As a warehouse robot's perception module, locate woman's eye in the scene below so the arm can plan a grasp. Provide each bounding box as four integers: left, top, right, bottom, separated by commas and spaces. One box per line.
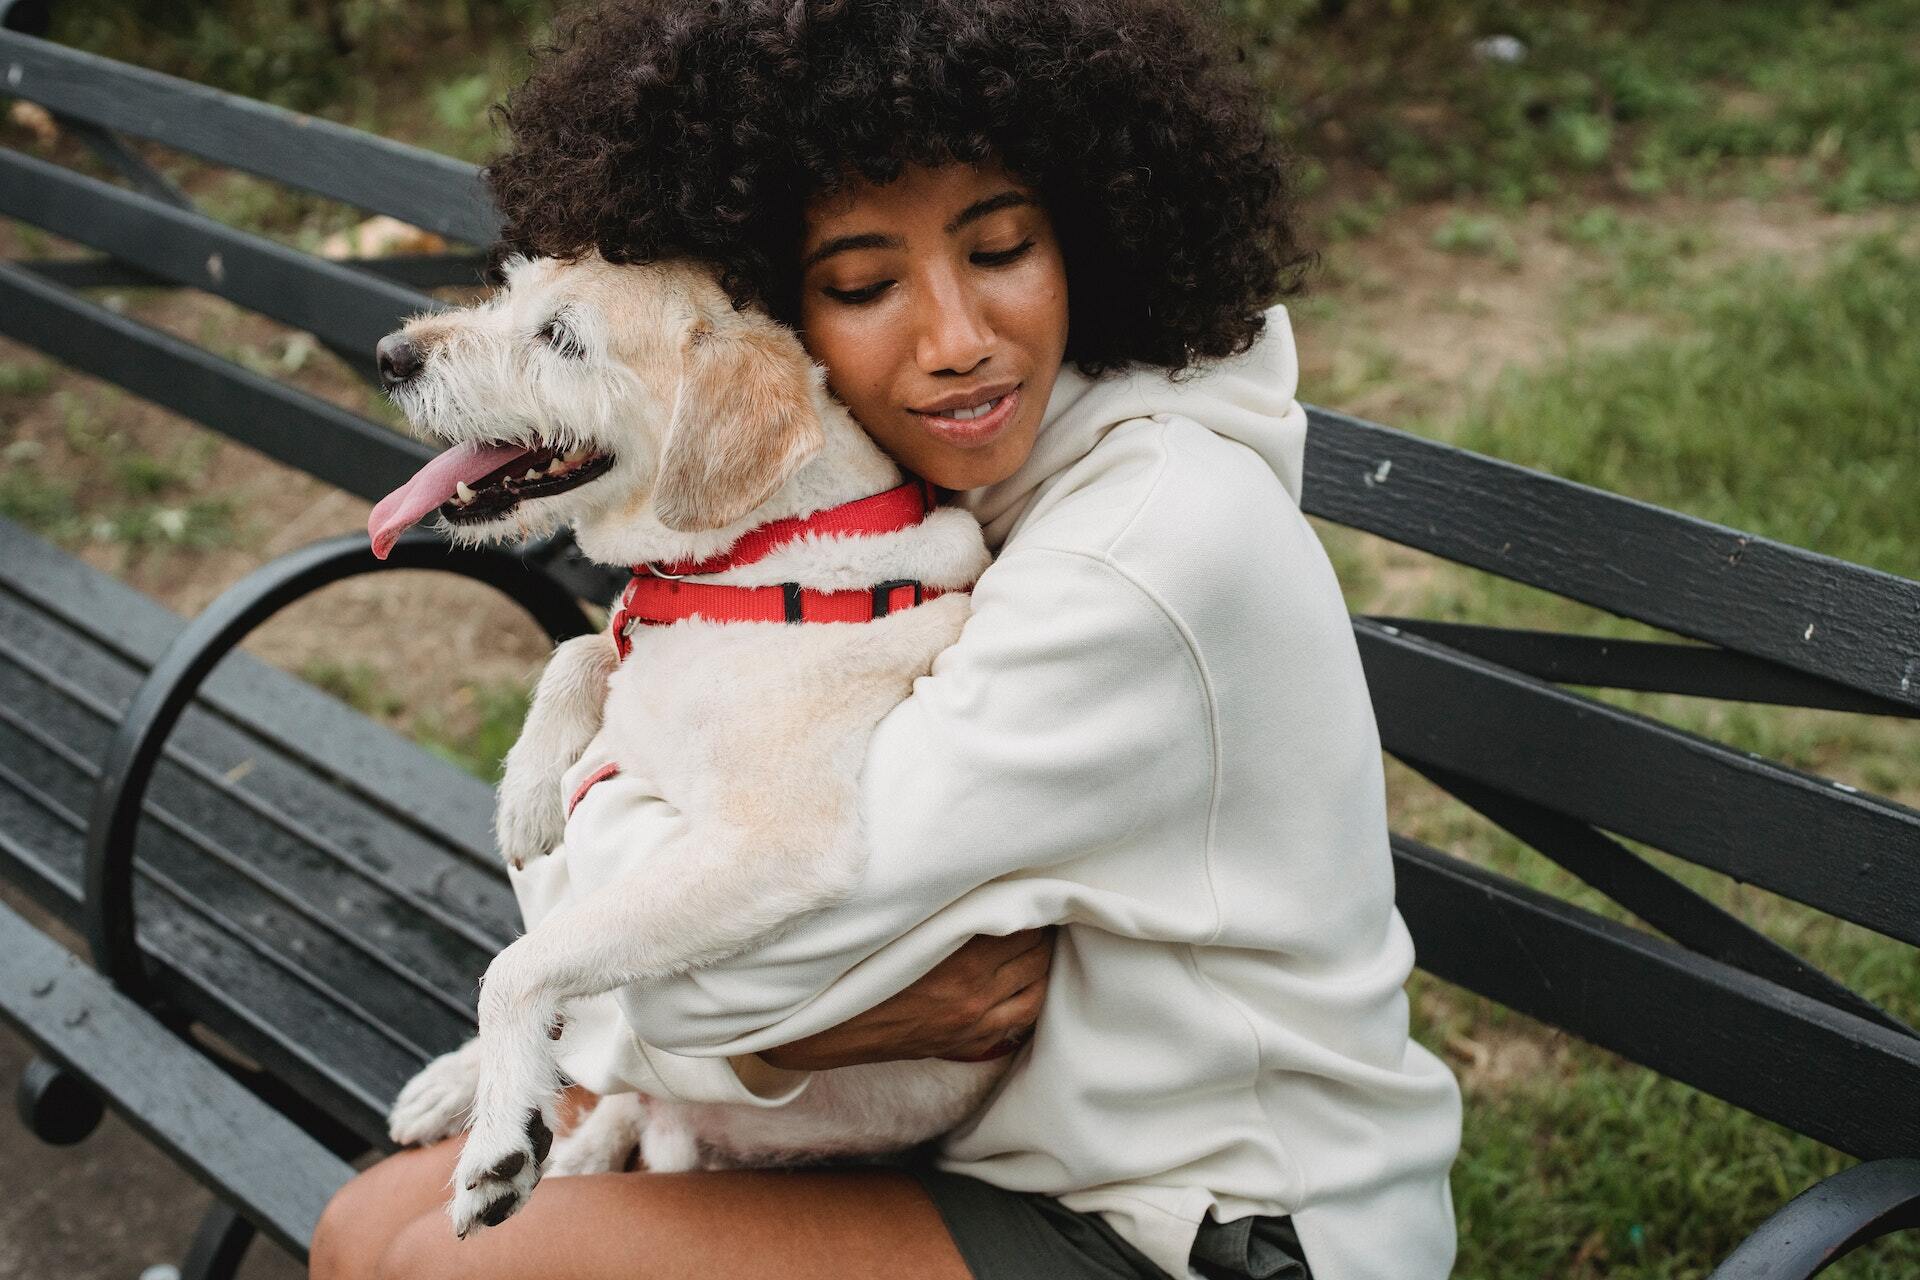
822, 281, 892, 305
972, 239, 1036, 266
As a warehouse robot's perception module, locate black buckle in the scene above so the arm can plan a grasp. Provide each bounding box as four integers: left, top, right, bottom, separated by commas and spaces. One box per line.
782, 582, 804, 623
870, 579, 923, 618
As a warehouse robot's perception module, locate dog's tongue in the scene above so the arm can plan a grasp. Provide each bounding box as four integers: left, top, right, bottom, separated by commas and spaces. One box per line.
368, 440, 532, 559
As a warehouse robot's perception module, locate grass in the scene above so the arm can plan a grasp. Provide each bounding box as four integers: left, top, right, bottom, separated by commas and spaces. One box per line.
1364, 230, 1920, 1277
301, 657, 531, 783
0, 389, 246, 554
1456, 233, 1920, 575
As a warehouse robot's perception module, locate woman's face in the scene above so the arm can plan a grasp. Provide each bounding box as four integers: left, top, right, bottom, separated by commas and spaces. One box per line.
796, 160, 1070, 491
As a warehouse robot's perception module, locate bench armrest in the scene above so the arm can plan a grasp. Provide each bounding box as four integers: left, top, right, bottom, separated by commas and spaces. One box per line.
0, 897, 353, 1258
1708, 1158, 1920, 1279
84, 529, 597, 1003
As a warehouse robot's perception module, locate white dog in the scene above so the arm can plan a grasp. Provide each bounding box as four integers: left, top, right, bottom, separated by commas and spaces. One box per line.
365, 253, 1003, 1237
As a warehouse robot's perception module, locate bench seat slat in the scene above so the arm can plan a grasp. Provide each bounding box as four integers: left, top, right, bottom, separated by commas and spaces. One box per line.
0, 28, 496, 244
0, 523, 512, 872
0, 526, 557, 1140
0, 595, 518, 951
0, 707, 474, 1070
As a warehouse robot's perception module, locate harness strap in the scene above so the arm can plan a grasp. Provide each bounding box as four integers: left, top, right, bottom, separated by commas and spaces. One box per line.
609, 578, 958, 658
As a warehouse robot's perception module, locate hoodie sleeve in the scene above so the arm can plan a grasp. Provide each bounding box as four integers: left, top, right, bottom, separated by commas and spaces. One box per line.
608, 537, 1218, 1057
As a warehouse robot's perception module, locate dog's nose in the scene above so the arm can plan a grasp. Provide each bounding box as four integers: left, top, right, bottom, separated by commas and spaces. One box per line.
376, 333, 424, 389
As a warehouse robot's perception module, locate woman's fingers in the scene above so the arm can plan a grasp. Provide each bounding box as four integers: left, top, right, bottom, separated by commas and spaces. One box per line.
989, 928, 1054, 992
951, 976, 1047, 1059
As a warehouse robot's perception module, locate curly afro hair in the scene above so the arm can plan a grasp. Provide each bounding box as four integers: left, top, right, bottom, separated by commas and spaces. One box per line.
486, 0, 1312, 378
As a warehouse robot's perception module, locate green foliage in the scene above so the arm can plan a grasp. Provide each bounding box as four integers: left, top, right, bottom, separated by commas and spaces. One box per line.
0, 361, 55, 397
416, 681, 532, 782
1430, 211, 1519, 265
49, 0, 555, 112
301, 658, 407, 719
1222, 0, 1920, 215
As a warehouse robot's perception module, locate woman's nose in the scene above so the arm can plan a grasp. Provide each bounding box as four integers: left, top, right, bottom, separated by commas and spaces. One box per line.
915, 273, 994, 374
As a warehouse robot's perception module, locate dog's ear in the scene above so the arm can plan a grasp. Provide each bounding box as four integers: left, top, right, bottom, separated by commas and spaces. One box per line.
653, 318, 826, 533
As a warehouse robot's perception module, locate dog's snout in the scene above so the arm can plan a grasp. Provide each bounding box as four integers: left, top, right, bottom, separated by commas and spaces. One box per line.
377, 332, 425, 389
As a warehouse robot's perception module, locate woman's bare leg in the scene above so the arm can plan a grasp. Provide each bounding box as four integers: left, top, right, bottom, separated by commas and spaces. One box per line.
309, 1086, 597, 1280
310, 1085, 972, 1280
371, 1165, 972, 1280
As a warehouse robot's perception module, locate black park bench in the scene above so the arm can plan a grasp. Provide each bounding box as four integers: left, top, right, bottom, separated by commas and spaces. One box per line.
1, 14, 1917, 1280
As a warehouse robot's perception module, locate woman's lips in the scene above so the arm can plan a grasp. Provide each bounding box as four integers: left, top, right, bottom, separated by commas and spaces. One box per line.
909, 384, 1021, 449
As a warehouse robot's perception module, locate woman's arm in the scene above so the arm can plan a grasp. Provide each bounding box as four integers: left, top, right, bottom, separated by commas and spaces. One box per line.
611, 541, 1215, 1058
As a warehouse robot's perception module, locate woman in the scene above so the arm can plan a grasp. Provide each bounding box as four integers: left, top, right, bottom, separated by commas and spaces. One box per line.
310, 2, 1462, 1278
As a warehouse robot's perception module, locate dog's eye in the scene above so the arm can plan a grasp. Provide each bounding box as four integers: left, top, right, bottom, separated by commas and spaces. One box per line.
538, 316, 584, 359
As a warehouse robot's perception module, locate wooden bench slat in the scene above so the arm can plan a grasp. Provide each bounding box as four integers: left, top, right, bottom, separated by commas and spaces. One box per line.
0, 703, 469, 1079
0, 146, 439, 360
1396, 837, 1920, 1160
0, 522, 506, 867
0, 583, 515, 949
0, 898, 353, 1258
0, 263, 431, 504
1306, 408, 1920, 710
0, 28, 496, 244
1361, 620, 1920, 947
1375, 618, 1917, 718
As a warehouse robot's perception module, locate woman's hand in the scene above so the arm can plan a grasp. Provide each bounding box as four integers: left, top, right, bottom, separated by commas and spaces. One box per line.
755, 927, 1056, 1072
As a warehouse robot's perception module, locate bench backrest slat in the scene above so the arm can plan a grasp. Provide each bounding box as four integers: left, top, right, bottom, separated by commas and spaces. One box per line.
1413, 760, 1912, 1034
0, 148, 437, 359
0, 28, 496, 244
1396, 837, 1920, 1160
1376, 620, 1917, 718
1361, 620, 1920, 947
1305, 408, 1920, 711
0, 262, 430, 500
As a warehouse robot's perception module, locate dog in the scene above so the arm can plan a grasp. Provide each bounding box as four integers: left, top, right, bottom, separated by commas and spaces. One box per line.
365, 252, 1002, 1237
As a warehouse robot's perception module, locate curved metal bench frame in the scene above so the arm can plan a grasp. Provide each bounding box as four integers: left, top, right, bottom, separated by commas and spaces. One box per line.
82, 530, 596, 1005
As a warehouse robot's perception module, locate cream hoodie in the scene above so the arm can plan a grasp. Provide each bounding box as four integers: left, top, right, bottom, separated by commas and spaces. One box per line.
513, 303, 1464, 1280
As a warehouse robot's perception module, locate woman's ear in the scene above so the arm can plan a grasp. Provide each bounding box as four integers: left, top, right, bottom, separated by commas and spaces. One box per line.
653, 318, 827, 533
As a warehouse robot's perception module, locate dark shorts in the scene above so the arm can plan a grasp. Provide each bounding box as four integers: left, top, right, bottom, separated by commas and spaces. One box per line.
887, 1149, 1314, 1280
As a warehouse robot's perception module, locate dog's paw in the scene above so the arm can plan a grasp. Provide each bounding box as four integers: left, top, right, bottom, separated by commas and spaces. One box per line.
447, 1102, 556, 1238
387, 1038, 481, 1147
546, 1093, 645, 1177
494, 782, 564, 870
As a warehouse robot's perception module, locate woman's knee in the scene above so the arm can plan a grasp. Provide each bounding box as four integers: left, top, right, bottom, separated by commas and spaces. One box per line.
371, 1210, 458, 1280
311, 1170, 389, 1280
310, 1144, 459, 1280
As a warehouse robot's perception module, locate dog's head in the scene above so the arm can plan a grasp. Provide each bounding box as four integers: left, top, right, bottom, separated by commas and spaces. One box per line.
369, 252, 827, 563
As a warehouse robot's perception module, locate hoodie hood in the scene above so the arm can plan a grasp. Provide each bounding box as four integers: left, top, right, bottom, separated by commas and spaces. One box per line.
955, 302, 1307, 551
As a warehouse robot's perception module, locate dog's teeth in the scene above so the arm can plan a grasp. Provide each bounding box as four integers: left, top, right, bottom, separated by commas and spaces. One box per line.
546, 459, 567, 475
455, 481, 476, 503
522, 469, 542, 482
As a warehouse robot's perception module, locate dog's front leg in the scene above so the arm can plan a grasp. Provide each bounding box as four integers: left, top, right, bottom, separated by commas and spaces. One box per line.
448, 819, 860, 1235
495, 631, 618, 869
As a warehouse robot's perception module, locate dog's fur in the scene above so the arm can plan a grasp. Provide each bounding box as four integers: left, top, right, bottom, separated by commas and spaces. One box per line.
375, 254, 1001, 1236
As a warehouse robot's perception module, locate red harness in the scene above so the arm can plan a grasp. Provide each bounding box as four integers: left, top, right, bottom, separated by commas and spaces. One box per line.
607, 477, 966, 660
